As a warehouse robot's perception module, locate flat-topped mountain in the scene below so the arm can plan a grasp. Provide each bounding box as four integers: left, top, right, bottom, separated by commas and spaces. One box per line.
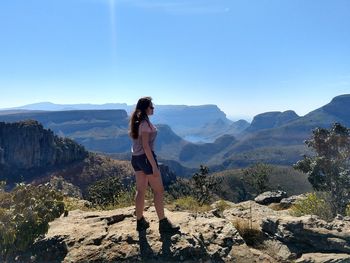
244, 110, 299, 133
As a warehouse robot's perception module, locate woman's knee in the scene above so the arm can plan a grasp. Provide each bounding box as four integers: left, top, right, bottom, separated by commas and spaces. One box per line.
153, 186, 164, 196
135, 189, 147, 197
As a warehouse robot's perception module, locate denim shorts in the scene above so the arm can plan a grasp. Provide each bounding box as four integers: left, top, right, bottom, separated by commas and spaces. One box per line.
131, 152, 159, 175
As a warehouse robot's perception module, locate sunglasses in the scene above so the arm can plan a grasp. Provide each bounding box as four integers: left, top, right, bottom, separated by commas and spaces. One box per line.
149, 106, 154, 109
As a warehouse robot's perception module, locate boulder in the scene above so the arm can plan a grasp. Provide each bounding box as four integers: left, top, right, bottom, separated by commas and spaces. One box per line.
261, 215, 350, 255
254, 191, 287, 205
279, 194, 307, 209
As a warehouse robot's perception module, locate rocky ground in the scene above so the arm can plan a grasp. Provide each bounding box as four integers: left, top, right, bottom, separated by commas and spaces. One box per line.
26, 192, 350, 263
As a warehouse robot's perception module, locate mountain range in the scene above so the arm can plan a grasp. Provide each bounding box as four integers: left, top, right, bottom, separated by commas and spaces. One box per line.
1, 102, 247, 143
0, 94, 349, 170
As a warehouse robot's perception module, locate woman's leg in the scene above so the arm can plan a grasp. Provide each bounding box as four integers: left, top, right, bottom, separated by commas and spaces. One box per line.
135, 171, 149, 220
148, 173, 165, 220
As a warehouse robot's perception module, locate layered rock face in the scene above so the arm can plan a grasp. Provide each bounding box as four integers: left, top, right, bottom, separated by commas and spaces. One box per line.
0, 120, 87, 179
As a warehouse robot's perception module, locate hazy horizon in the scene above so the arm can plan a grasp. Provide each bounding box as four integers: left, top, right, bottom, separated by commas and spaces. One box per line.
1, 93, 348, 122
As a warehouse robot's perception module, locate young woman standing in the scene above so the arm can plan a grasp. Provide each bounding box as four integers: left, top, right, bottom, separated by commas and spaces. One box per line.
129, 97, 180, 233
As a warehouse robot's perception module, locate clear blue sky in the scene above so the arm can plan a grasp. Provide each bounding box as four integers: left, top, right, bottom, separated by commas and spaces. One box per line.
1, 0, 349, 120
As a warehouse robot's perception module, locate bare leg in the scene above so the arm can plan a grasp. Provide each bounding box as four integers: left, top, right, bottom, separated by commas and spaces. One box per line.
135, 171, 149, 220
148, 173, 165, 220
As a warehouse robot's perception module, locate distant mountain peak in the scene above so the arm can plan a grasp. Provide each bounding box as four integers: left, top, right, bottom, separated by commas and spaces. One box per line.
321, 94, 350, 121
330, 94, 350, 102
246, 110, 299, 132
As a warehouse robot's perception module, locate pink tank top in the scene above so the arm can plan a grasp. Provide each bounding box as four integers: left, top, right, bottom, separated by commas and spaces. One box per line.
131, 120, 157, 156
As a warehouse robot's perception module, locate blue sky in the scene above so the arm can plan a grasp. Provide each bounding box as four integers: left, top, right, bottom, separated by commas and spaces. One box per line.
0, 0, 349, 120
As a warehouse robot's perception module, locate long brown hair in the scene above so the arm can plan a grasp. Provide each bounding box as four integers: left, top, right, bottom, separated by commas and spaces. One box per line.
129, 96, 152, 139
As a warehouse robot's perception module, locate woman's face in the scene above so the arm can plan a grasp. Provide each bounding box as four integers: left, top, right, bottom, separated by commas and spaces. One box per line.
146, 103, 154, 116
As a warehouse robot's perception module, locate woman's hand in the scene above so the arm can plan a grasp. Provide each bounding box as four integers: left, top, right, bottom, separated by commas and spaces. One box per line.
152, 165, 161, 177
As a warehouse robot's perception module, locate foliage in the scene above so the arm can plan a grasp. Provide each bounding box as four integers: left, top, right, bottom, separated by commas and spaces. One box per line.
167, 165, 222, 205
85, 176, 123, 207
85, 176, 154, 210
212, 165, 312, 203
167, 177, 193, 200
294, 123, 350, 216
192, 165, 222, 205
0, 182, 64, 260
290, 192, 334, 221
242, 163, 272, 195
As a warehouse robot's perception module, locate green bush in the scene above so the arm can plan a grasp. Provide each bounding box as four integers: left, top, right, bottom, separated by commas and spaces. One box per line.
167, 177, 194, 201
85, 176, 123, 207
242, 163, 272, 195
86, 175, 169, 210
167, 165, 221, 205
0, 182, 64, 260
290, 192, 333, 221
294, 123, 350, 216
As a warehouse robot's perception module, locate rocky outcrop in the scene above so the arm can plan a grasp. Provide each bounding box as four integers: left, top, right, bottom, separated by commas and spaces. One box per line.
0, 120, 89, 185
261, 215, 350, 257
20, 196, 350, 263
254, 191, 288, 205
0, 120, 87, 172
280, 194, 307, 209
30, 207, 264, 263
223, 199, 350, 262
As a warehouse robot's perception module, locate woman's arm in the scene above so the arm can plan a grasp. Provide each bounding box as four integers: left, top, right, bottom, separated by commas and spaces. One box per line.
141, 131, 160, 176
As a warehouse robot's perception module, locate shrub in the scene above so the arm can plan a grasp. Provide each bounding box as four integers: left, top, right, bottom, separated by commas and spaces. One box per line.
0, 182, 64, 260
294, 123, 350, 216
167, 178, 194, 201
167, 165, 221, 205
85, 176, 123, 207
242, 163, 272, 195
290, 192, 333, 221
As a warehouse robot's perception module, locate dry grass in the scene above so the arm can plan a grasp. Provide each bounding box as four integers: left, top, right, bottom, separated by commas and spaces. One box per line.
215, 200, 232, 213
63, 197, 94, 212
267, 202, 286, 211
233, 218, 265, 248
166, 196, 212, 213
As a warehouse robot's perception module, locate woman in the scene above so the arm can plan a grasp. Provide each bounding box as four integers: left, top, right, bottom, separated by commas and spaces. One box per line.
129, 96, 180, 233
